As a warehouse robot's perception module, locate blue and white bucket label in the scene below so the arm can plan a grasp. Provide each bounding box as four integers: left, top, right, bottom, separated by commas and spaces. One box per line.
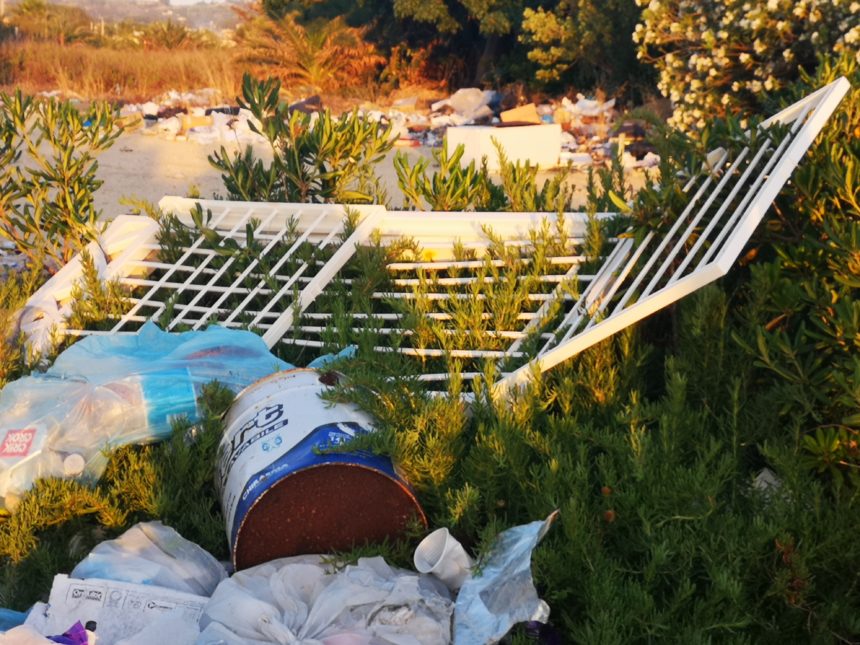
217, 370, 391, 548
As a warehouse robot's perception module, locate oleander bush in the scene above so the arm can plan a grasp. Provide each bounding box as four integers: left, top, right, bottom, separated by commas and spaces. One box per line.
210, 74, 394, 204
0, 91, 120, 268
634, 0, 860, 130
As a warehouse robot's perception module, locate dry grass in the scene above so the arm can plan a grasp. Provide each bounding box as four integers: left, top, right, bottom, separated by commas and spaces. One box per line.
0, 41, 242, 102
0, 40, 443, 108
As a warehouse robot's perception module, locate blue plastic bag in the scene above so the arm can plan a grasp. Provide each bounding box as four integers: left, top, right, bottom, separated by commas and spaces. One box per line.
0, 607, 28, 632
0, 322, 291, 510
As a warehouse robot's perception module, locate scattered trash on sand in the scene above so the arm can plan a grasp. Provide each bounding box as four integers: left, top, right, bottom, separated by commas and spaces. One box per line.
110, 86, 658, 170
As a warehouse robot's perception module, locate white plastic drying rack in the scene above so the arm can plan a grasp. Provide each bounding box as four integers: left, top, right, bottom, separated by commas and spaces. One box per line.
22, 77, 849, 397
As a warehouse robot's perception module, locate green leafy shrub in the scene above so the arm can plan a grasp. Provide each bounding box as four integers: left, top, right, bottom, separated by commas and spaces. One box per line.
0, 263, 47, 388
394, 140, 581, 212
65, 251, 131, 333
732, 55, 860, 488
394, 144, 497, 211
0, 90, 121, 268
210, 74, 393, 204
520, 0, 647, 90
634, 0, 859, 130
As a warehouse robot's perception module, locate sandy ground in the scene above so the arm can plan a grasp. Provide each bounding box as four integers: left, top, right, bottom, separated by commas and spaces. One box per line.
93, 130, 649, 219
93, 131, 436, 217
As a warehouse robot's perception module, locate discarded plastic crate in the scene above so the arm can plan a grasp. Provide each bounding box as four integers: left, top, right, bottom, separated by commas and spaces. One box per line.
19, 77, 850, 398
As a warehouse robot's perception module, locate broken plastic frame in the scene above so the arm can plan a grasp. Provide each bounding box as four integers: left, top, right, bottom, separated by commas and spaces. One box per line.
31, 77, 850, 398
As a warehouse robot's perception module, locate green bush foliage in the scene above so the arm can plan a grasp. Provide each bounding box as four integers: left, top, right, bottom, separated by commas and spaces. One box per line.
733, 55, 860, 488
0, 90, 121, 269
210, 74, 393, 204
634, 0, 859, 130
0, 263, 47, 388
327, 56, 860, 640
520, 0, 647, 90
393, 140, 590, 212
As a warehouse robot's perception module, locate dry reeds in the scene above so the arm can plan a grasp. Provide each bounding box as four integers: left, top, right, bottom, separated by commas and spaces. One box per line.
0, 41, 242, 102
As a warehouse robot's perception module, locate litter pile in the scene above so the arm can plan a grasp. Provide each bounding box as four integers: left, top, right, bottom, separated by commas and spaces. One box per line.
360, 88, 658, 169
0, 322, 291, 511
0, 326, 558, 644
3, 514, 556, 644
118, 102, 267, 147
113, 86, 657, 169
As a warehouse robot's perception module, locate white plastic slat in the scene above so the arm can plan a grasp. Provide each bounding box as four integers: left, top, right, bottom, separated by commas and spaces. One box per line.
495, 76, 850, 395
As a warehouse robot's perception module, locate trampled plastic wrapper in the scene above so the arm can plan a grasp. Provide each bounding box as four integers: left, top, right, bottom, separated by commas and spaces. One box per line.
25, 574, 208, 645
453, 511, 558, 644
0, 322, 291, 510
197, 555, 454, 645
70, 522, 227, 597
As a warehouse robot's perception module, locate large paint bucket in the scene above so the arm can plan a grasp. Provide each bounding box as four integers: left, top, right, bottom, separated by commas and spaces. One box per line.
217, 368, 426, 570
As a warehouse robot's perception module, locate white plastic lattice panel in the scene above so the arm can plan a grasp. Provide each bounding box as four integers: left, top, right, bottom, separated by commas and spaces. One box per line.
66, 201, 385, 340
26, 77, 849, 396
496, 75, 851, 393
275, 209, 619, 384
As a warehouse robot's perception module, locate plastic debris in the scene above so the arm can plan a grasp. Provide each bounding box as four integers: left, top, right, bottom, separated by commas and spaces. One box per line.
1, 625, 56, 644
46, 621, 94, 645
431, 88, 491, 120
112, 85, 655, 170
0, 322, 291, 510
0, 608, 29, 632
70, 522, 227, 597
198, 555, 453, 644
26, 575, 207, 645
413, 528, 474, 592
453, 511, 558, 644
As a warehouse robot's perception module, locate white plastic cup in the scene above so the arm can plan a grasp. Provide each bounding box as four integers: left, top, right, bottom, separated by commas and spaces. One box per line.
413, 527, 474, 591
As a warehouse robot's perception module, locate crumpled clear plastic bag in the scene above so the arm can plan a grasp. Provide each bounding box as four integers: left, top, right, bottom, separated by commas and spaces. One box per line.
70, 521, 227, 597
453, 511, 558, 644
0, 322, 291, 510
197, 555, 453, 645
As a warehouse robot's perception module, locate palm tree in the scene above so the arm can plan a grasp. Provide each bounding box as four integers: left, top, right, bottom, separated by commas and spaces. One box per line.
13, 0, 91, 45
235, 6, 383, 94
